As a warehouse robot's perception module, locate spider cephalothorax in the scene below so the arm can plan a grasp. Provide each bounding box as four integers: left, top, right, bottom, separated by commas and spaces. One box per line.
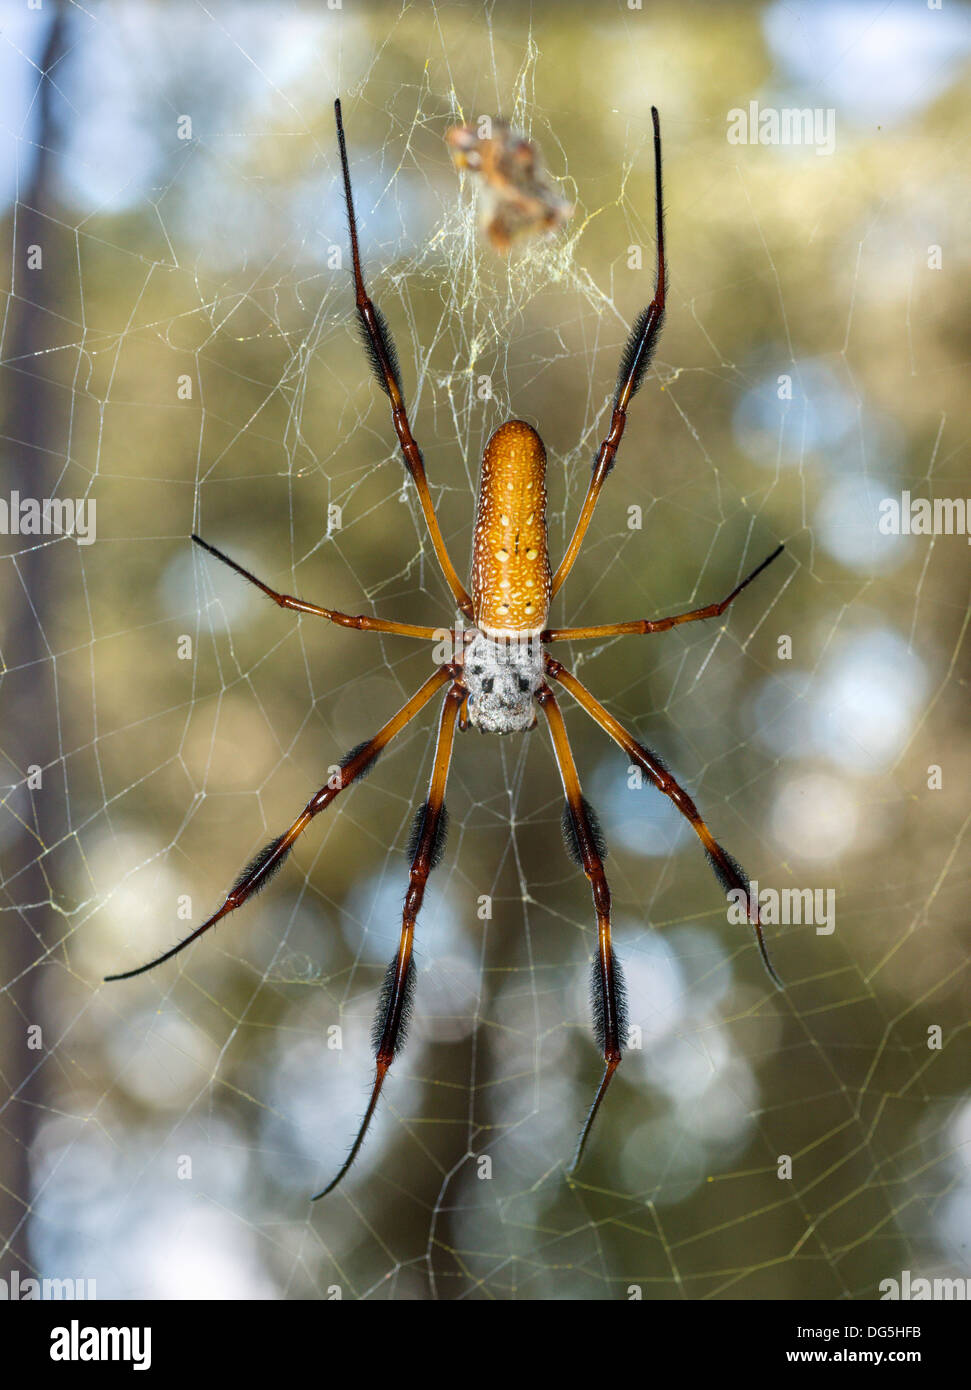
107, 100, 786, 1200
462, 630, 545, 733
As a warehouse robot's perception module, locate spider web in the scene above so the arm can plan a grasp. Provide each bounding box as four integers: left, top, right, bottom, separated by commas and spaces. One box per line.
1, 0, 969, 1301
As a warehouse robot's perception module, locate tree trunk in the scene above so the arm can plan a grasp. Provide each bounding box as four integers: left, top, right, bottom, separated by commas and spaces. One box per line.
0, 1, 69, 1282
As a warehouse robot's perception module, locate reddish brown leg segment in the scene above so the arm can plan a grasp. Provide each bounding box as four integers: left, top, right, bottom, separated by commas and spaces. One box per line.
334, 100, 473, 618
544, 544, 784, 642
551, 108, 666, 600
537, 683, 627, 1172
192, 534, 442, 640
104, 667, 453, 982
547, 658, 783, 989
314, 679, 464, 1199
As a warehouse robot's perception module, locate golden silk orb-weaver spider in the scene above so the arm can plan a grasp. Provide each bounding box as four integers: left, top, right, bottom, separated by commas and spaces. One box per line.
445, 116, 574, 252
106, 101, 785, 1198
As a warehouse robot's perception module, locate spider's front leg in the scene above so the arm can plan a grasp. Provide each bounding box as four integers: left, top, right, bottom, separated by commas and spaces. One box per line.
104, 667, 453, 983
314, 678, 465, 1199
536, 684, 627, 1173
547, 656, 783, 989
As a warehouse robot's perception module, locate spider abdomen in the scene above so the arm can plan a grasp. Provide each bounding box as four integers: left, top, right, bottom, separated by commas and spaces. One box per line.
471, 420, 551, 634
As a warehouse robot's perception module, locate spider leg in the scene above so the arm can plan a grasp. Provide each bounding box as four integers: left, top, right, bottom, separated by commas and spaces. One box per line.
334, 99, 473, 619
536, 684, 627, 1173
551, 107, 665, 599
314, 679, 464, 1199
192, 534, 441, 640
546, 657, 783, 989
543, 544, 784, 641
104, 666, 454, 982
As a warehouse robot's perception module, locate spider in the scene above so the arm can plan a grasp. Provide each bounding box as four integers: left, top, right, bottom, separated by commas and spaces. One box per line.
445, 116, 573, 251
106, 101, 785, 1198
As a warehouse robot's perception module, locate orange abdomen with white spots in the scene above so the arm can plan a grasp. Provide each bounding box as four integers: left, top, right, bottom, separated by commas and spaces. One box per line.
471, 420, 551, 633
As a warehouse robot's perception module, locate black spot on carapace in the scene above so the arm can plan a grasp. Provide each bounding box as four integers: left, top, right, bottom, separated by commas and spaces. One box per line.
357, 303, 402, 401
232, 835, 291, 897
590, 949, 629, 1055
561, 797, 608, 868
370, 955, 416, 1057
406, 800, 450, 869
340, 739, 381, 779
706, 845, 751, 900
